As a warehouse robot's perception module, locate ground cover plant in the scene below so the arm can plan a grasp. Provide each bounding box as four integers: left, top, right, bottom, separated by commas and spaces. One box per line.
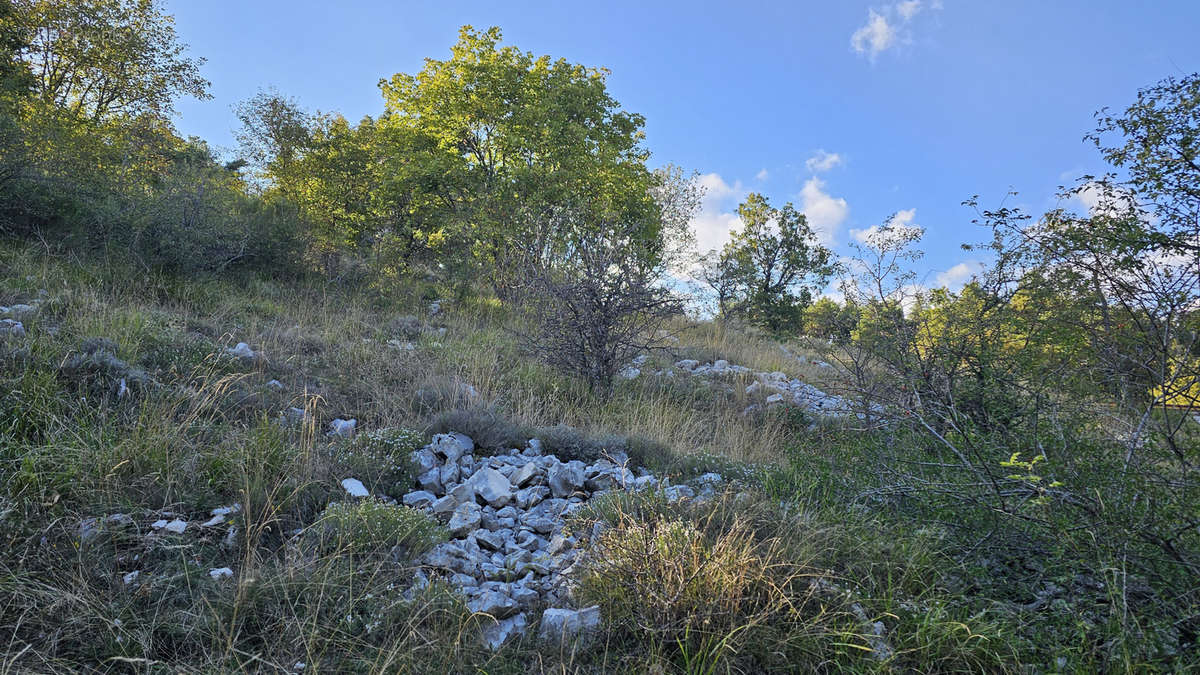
0, 1, 1197, 671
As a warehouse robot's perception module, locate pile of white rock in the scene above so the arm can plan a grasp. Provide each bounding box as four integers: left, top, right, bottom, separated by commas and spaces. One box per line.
389, 432, 712, 649
627, 355, 867, 418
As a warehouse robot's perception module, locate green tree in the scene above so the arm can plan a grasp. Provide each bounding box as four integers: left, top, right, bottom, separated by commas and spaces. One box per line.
802, 296, 859, 342
704, 192, 834, 331
234, 88, 313, 193
378, 25, 658, 290
16, 0, 209, 122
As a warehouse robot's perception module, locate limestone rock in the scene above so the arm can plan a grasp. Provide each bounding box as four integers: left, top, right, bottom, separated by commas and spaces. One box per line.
548, 463, 584, 499
469, 467, 513, 508
341, 478, 369, 498
511, 462, 540, 488
329, 418, 357, 437
481, 612, 527, 650
448, 503, 482, 537
402, 490, 436, 508
469, 591, 518, 619
538, 606, 601, 644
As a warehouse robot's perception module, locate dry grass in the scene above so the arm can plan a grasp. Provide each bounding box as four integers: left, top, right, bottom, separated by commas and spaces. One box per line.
0, 244, 1075, 672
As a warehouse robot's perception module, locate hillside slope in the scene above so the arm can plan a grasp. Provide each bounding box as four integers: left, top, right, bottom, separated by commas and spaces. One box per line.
0, 243, 1189, 672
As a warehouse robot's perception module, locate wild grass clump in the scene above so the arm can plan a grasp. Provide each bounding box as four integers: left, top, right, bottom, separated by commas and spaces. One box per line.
573, 490, 865, 671
426, 405, 532, 453
313, 498, 445, 559
57, 338, 150, 400
534, 423, 628, 464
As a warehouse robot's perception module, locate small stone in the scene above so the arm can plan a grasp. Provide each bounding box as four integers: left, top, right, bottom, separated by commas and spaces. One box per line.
431, 432, 472, 462
548, 463, 585, 499
546, 534, 573, 556
439, 461, 461, 486
431, 495, 457, 517
417, 468, 442, 494
0, 319, 24, 339
402, 490, 436, 508
122, 570, 140, 585
474, 529, 505, 551
468, 591, 518, 618
450, 573, 476, 587
226, 342, 256, 359
209, 567, 234, 579
341, 478, 369, 498
481, 612, 527, 650
423, 545, 458, 571
201, 514, 226, 527
511, 462, 540, 488
267, 379, 285, 391
526, 517, 556, 535
449, 482, 475, 504
329, 418, 357, 437
448, 503, 482, 537
510, 585, 540, 607
664, 485, 696, 502
538, 606, 601, 644
515, 485, 549, 509
151, 518, 187, 534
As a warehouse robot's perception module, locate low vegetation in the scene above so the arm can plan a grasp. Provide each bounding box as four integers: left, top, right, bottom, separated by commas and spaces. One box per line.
0, 0, 1196, 671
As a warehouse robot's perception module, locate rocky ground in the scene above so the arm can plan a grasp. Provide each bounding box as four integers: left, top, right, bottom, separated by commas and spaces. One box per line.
402, 431, 722, 649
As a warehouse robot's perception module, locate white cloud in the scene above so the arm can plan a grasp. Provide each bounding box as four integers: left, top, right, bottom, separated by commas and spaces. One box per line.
805, 150, 843, 173
897, 0, 922, 20
755, 168, 769, 181
850, 208, 920, 244
934, 261, 983, 290
697, 172, 739, 204
690, 172, 747, 254
851, 1, 942, 60
851, 10, 896, 59
799, 177, 849, 244
1072, 181, 1143, 217
893, 207, 917, 227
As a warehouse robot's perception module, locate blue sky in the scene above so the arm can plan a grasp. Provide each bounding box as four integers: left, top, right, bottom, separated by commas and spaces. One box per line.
166, 0, 1199, 289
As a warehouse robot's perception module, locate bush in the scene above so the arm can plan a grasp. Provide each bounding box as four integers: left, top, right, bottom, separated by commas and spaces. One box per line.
425, 406, 531, 453
332, 427, 425, 499
534, 424, 627, 464
387, 314, 422, 340
514, 208, 683, 394
314, 498, 444, 559
57, 338, 149, 400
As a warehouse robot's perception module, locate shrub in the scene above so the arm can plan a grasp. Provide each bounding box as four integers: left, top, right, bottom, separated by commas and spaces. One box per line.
57, 338, 149, 400
332, 427, 425, 499
425, 406, 531, 453
514, 208, 684, 395
387, 314, 422, 340
534, 424, 627, 464
314, 498, 444, 559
